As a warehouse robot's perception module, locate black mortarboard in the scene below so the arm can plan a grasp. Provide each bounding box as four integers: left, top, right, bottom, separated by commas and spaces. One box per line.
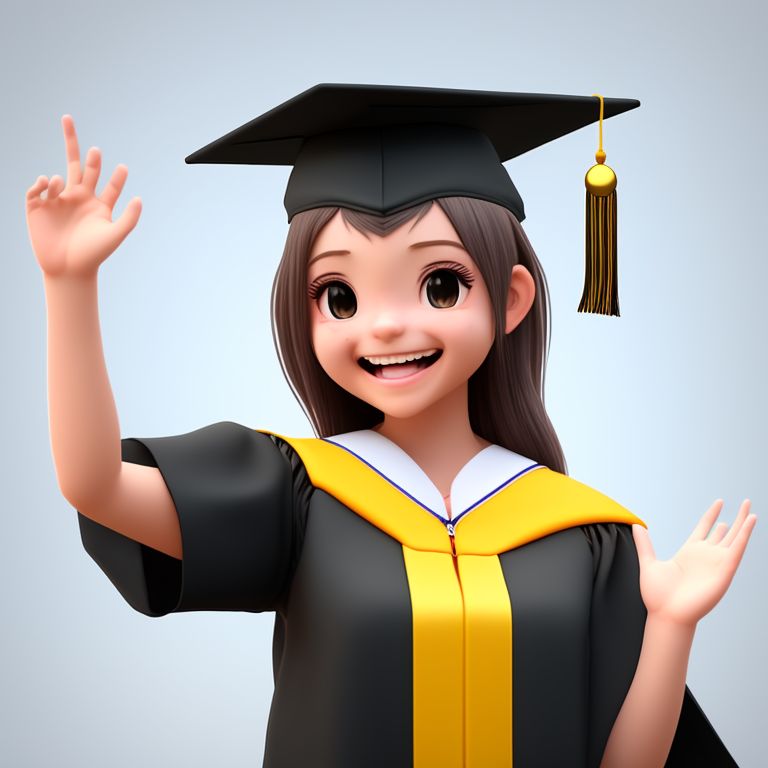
186, 84, 639, 224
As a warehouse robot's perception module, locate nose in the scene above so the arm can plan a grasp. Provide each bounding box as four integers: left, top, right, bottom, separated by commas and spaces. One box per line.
370, 310, 406, 341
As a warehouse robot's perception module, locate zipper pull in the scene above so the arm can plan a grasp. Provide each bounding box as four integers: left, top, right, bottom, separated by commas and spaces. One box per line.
446, 522, 457, 557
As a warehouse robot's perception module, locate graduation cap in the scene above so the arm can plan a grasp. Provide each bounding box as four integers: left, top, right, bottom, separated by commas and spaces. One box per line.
186, 84, 640, 315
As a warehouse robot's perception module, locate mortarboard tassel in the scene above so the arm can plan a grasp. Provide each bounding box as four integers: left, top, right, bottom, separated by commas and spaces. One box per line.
579, 93, 619, 316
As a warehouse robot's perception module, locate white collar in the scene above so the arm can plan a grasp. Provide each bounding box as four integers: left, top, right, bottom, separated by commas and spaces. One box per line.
323, 429, 542, 523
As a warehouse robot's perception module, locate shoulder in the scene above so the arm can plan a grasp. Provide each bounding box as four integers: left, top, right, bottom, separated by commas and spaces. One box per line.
503, 466, 646, 529
258, 430, 370, 488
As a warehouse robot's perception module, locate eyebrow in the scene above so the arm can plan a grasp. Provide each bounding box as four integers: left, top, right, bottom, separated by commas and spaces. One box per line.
308, 249, 351, 266
408, 239, 468, 251
309, 239, 467, 266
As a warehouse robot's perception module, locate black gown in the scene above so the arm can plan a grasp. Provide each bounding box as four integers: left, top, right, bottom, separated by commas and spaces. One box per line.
77, 421, 738, 767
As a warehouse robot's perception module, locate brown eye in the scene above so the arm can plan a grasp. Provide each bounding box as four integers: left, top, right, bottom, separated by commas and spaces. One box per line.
422, 269, 468, 309
319, 281, 357, 319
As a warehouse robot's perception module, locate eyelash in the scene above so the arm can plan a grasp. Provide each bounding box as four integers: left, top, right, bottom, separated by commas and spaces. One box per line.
308, 274, 347, 300
421, 261, 475, 289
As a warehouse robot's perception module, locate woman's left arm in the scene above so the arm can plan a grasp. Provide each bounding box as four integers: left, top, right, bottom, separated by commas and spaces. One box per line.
599, 499, 757, 768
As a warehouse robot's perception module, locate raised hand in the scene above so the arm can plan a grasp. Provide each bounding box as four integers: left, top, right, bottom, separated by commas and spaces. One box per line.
26, 115, 142, 278
632, 500, 757, 627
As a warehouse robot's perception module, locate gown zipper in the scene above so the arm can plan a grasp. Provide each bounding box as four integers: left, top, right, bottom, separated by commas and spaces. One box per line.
446, 522, 457, 556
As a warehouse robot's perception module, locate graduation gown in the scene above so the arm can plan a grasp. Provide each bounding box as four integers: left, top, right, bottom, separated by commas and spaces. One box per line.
77, 421, 738, 767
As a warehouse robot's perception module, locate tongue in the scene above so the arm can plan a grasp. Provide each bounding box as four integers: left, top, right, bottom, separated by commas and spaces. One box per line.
377, 362, 422, 379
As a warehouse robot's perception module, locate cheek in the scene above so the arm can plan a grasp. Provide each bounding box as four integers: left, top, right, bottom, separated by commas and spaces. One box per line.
311, 311, 357, 378
438, 311, 496, 385
438, 302, 495, 357
450, 320, 495, 374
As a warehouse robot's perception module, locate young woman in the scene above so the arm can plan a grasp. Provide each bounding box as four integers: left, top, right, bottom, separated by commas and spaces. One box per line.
28, 86, 756, 768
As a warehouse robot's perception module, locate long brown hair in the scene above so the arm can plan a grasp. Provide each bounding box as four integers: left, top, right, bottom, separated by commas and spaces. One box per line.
271, 196, 566, 473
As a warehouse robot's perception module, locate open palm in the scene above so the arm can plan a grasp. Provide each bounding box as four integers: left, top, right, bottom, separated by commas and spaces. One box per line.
26, 115, 141, 278
633, 499, 756, 627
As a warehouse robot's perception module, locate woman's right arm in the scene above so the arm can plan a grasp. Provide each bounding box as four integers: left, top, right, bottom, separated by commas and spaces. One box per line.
30, 116, 181, 559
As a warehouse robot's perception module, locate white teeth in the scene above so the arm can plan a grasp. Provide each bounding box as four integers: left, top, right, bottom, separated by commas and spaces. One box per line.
363, 349, 438, 366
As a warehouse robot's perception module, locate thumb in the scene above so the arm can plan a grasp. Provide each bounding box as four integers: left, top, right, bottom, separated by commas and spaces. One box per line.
632, 523, 657, 566
110, 197, 142, 247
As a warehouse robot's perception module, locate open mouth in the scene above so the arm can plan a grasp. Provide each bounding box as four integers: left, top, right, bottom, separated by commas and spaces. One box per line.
358, 349, 443, 380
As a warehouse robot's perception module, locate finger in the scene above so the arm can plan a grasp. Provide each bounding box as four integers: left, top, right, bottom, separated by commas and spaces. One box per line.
47, 174, 65, 200
26, 176, 50, 211
708, 522, 728, 544
26, 175, 49, 201
62, 114, 82, 188
81, 147, 102, 191
108, 197, 142, 248
99, 164, 128, 210
632, 524, 656, 565
725, 514, 757, 569
688, 499, 724, 542
721, 500, 751, 547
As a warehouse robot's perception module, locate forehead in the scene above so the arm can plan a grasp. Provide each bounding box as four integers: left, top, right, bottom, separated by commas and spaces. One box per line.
310, 203, 463, 255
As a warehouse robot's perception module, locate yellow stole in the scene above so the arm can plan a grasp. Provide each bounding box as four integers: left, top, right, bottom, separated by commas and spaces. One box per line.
266, 432, 644, 768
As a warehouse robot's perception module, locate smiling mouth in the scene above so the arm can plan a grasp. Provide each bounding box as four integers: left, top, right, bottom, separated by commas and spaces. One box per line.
358, 349, 443, 380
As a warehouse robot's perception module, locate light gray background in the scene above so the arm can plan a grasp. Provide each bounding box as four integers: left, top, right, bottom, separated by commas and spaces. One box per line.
2, 0, 765, 765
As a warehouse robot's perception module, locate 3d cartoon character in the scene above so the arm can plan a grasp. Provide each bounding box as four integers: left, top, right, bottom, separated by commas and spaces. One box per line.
28, 85, 756, 767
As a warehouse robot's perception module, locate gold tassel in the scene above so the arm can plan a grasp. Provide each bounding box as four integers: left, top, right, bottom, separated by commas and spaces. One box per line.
579, 94, 619, 316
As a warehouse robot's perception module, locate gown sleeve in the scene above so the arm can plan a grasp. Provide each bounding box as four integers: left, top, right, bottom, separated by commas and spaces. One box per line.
583, 523, 738, 768
77, 422, 296, 618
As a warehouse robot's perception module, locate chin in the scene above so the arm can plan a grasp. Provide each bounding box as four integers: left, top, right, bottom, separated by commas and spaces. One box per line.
369, 394, 440, 421
376, 405, 424, 421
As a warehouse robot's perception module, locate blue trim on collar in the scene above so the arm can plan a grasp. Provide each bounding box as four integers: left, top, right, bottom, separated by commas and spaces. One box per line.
321, 438, 449, 526
322, 436, 542, 529
451, 463, 542, 525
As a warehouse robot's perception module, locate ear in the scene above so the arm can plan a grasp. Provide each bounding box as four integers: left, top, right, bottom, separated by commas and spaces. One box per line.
505, 265, 536, 334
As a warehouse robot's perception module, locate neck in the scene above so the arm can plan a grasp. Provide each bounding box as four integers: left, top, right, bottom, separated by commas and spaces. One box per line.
374, 383, 489, 497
